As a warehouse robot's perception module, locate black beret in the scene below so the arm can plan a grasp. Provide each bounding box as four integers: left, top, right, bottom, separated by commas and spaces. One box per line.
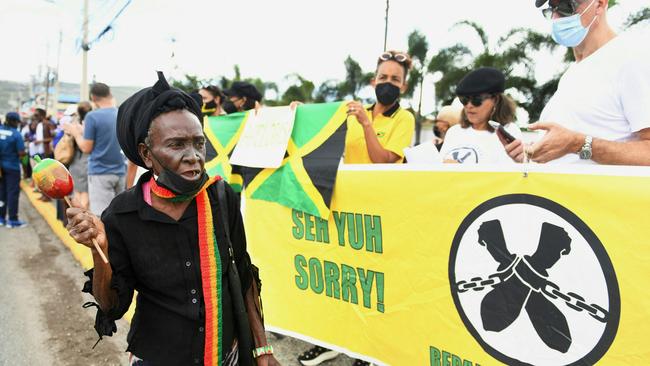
536, 0, 548, 7
456, 67, 506, 96
117, 71, 202, 168
223, 81, 262, 102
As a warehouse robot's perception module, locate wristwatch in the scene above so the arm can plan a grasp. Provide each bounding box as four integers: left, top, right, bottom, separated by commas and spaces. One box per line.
578, 135, 593, 160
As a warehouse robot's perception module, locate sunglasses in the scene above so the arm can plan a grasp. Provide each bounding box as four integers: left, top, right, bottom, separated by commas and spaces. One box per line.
541, 0, 578, 19
459, 94, 494, 107
379, 52, 409, 64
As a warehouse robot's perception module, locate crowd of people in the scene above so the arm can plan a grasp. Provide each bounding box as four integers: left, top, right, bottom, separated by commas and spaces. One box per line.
1, 0, 649, 364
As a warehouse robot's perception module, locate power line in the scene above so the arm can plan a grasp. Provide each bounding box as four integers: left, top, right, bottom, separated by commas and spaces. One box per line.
84, 0, 132, 51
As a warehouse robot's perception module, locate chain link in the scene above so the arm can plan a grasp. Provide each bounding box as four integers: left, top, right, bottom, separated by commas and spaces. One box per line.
542, 283, 609, 323
456, 257, 609, 323
457, 273, 504, 293
456, 258, 519, 293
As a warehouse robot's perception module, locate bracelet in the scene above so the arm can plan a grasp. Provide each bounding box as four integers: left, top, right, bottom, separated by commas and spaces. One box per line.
252, 345, 274, 358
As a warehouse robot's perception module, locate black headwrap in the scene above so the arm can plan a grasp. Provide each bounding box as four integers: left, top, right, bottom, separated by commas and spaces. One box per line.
117, 71, 202, 168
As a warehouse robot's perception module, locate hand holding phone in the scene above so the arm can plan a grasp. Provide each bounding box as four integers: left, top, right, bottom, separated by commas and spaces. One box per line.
488, 121, 516, 144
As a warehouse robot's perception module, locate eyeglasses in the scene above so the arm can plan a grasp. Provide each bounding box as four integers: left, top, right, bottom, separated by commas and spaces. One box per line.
541, 0, 578, 19
379, 52, 409, 64
459, 94, 494, 107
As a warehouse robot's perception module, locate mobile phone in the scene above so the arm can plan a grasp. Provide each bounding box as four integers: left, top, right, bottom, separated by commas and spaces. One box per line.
488, 121, 516, 144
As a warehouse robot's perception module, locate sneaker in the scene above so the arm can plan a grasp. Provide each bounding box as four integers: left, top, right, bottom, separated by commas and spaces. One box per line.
353, 359, 374, 366
7, 220, 27, 228
297, 346, 340, 366
0, 218, 5, 226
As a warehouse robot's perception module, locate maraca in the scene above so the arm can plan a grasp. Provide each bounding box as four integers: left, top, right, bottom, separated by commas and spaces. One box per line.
32, 156, 109, 264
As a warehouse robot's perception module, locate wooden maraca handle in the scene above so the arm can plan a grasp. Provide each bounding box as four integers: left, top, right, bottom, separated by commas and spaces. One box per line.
63, 196, 109, 264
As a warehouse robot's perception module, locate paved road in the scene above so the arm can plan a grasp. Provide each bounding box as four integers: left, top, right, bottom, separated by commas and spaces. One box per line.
0, 192, 353, 366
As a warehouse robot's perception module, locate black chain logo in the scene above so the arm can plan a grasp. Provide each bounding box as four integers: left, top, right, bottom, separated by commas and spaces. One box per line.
449, 194, 620, 366
447, 147, 479, 163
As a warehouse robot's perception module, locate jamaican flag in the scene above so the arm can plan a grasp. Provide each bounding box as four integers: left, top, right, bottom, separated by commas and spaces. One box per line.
203, 113, 248, 192
241, 102, 348, 219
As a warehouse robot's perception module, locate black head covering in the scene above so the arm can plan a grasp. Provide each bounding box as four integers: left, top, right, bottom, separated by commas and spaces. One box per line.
456, 67, 506, 96
117, 71, 202, 168
536, 0, 548, 7
223, 81, 262, 102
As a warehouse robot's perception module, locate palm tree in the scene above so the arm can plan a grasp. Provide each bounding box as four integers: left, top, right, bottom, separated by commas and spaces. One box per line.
314, 79, 340, 103
336, 56, 374, 100
280, 74, 315, 104
170, 74, 205, 93
405, 30, 429, 144
625, 6, 650, 28
427, 21, 560, 121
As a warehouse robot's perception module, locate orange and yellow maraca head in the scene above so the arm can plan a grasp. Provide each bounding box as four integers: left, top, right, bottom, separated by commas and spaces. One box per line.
32, 156, 74, 199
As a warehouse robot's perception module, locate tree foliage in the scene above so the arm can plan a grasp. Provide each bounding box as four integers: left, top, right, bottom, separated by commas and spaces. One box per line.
168, 2, 647, 126
427, 21, 561, 121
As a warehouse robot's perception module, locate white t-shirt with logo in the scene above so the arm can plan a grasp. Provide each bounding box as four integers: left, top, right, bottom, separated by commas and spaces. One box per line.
540, 30, 650, 164
440, 123, 522, 164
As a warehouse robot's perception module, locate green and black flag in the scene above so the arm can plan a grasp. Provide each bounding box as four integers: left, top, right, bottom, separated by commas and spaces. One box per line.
241, 102, 348, 219
203, 113, 248, 192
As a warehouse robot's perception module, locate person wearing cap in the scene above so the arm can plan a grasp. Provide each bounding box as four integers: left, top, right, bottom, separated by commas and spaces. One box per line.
222, 81, 263, 114
440, 67, 521, 164
433, 105, 463, 150
64, 72, 278, 366
343, 50, 416, 164
0, 112, 27, 228
505, 0, 650, 164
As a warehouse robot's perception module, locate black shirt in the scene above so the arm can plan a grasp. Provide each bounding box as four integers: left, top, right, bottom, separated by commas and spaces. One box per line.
91, 171, 252, 365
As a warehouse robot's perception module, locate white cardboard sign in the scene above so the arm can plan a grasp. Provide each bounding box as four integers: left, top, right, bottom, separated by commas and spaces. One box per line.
229, 106, 296, 168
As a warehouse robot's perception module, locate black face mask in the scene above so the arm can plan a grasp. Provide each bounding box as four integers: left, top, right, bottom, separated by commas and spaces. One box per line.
433, 126, 441, 138
222, 99, 239, 114
202, 100, 218, 116
150, 151, 208, 198
375, 82, 400, 106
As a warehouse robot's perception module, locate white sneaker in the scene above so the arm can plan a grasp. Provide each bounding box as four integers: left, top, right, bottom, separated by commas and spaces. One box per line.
297, 346, 341, 366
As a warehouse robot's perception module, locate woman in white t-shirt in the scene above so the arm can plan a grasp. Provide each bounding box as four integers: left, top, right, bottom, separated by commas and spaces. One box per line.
441, 67, 520, 164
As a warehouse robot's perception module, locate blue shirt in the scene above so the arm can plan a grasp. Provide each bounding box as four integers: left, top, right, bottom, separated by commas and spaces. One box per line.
0, 125, 25, 171
83, 107, 125, 175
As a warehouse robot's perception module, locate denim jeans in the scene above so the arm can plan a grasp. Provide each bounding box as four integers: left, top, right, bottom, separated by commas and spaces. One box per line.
0, 168, 21, 220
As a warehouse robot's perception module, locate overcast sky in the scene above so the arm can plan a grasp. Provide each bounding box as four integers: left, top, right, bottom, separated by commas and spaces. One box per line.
0, 0, 647, 113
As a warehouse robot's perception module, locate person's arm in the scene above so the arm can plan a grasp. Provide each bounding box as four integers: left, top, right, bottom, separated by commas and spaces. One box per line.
590, 128, 650, 165
15, 132, 26, 158
245, 285, 280, 366
347, 101, 401, 163
67, 122, 94, 153
65, 205, 118, 311
41, 122, 53, 143
520, 123, 650, 165
224, 183, 280, 366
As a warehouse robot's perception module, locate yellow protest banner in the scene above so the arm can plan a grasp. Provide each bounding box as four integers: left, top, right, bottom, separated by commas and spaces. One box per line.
245, 165, 650, 365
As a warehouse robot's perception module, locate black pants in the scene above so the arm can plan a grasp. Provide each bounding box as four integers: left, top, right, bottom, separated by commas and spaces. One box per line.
0, 168, 21, 220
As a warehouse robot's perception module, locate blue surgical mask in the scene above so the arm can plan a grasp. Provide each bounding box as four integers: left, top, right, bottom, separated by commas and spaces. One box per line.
551, 0, 598, 48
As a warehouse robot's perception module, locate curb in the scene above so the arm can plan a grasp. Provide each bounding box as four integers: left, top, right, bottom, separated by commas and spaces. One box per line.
20, 180, 94, 269
21, 180, 135, 322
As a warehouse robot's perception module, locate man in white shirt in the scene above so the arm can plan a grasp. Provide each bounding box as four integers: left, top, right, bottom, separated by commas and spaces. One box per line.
506, 0, 650, 165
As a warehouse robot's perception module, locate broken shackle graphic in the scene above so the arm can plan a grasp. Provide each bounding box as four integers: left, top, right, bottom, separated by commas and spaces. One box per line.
455, 220, 610, 353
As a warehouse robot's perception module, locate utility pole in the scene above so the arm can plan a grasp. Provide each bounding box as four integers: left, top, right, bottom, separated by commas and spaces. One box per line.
383, 0, 389, 51
80, 0, 89, 101
53, 30, 62, 116
44, 42, 51, 113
